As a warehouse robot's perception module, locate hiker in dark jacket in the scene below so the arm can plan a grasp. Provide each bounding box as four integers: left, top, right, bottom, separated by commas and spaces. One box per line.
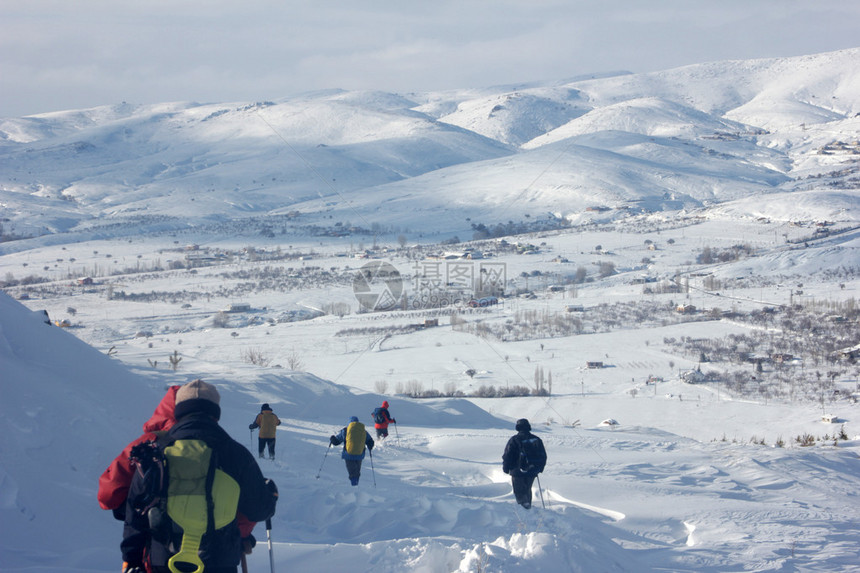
502, 418, 547, 509
329, 416, 374, 486
101, 385, 257, 573
121, 380, 278, 573
371, 400, 396, 439
249, 403, 281, 459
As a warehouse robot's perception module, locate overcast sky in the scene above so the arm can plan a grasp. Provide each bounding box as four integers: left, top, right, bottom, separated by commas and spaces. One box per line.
2, 0, 858, 118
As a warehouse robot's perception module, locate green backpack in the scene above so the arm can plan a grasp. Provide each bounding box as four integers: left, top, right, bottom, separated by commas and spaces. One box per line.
129, 438, 240, 573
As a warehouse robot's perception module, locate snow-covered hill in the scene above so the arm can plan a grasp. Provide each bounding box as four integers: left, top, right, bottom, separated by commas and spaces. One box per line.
1, 49, 858, 246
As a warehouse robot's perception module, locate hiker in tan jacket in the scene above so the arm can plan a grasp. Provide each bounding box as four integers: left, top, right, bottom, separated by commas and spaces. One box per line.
249, 403, 281, 459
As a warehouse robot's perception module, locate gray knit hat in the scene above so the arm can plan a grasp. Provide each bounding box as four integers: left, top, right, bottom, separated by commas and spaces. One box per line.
174, 379, 221, 420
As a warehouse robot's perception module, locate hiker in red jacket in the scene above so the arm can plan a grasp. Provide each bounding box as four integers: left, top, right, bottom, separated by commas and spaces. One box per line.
98, 386, 180, 518
371, 400, 396, 439
98, 385, 258, 571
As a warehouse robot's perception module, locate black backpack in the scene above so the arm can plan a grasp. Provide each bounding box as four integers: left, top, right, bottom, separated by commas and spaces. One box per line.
516, 435, 544, 475
372, 408, 387, 425
128, 437, 172, 542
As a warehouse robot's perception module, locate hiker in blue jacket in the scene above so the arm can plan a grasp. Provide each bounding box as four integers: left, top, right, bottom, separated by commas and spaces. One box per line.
502, 418, 547, 509
329, 416, 374, 486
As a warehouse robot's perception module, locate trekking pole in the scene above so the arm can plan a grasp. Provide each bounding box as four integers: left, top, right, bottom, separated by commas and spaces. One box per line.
394, 422, 399, 445
241, 553, 249, 573
266, 518, 275, 573
315, 443, 332, 479
536, 475, 547, 509
369, 448, 377, 488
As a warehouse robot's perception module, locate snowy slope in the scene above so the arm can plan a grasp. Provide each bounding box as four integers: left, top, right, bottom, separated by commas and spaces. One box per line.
0, 292, 159, 568
1, 49, 858, 243
3, 275, 860, 573
0, 292, 640, 572
436, 49, 860, 145
0, 94, 512, 238
282, 124, 796, 236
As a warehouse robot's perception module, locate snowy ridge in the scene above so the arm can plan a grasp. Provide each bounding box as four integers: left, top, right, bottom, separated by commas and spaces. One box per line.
1, 48, 859, 244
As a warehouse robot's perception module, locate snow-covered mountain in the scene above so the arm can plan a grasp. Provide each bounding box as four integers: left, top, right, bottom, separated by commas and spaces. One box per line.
1, 48, 858, 247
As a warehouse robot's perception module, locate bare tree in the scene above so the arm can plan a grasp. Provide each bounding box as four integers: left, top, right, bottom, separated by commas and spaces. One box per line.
286, 348, 304, 371
241, 347, 271, 367
169, 350, 182, 371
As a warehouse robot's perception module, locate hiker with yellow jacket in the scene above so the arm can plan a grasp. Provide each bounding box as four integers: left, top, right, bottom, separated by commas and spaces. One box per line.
249, 403, 281, 460
329, 416, 374, 486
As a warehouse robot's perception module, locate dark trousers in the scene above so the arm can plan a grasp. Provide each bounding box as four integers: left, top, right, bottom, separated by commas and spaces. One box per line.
376, 427, 389, 439
511, 474, 536, 507
258, 437, 275, 458
345, 459, 363, 480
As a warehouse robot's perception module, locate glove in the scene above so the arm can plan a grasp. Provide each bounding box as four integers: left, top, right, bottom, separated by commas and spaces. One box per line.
122, 562, 145, 573
265, 478, 279, 500
249, 423, 257, 430
391, 419, 396, 424
329, 435, 338, 445
242, 534, 257, 554
368, 442, 374, 451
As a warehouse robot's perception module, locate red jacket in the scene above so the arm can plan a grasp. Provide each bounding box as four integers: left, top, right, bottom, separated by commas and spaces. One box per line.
98, 386, 179, 512
98, 385, 255, 537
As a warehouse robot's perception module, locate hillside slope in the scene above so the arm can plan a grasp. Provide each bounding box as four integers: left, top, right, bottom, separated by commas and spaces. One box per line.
0, 48, 858, 242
